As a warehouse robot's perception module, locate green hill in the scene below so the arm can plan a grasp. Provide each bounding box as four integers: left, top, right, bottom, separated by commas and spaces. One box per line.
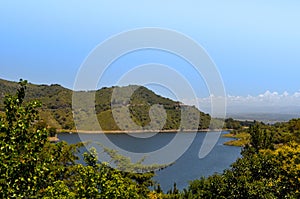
0, 79, 211, 131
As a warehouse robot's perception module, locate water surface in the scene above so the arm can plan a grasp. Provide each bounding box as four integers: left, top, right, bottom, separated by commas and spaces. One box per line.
58, 131, 241, 191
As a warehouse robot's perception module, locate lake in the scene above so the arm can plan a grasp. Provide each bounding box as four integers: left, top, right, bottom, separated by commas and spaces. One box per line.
58, 131, 241, 191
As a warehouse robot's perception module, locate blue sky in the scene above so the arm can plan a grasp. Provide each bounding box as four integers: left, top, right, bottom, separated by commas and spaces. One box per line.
1, 1, 300, 103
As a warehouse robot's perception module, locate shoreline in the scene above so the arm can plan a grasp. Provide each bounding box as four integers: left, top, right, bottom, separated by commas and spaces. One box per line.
222, 132, 250, 147
58, 129, 228, 134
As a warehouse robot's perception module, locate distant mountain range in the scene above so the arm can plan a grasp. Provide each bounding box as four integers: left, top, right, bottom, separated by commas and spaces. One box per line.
226, 113, 300, 124
0, 79, 211, 131
226, 105, 300, 123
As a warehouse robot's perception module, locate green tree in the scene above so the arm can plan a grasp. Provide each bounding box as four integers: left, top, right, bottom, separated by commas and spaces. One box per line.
243, 124, 274, 154
0, 80, 81, 197
0, 80, 49, 197
0, 80, 144, 198
101, 145, 171, 197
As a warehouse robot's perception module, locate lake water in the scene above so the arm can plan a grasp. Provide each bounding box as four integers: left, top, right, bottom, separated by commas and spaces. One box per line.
58, 131, 241, 191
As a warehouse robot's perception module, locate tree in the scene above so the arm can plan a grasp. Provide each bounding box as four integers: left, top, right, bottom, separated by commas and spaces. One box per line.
48, 127, 57, 137
0, 80, 82, 197
101, 145, 171, 197
0, 80, 153, 198
0, 80, 49, 197
243, 124, 274, 155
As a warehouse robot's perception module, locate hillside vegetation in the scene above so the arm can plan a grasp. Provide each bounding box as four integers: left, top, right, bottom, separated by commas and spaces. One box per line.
0, 79, 211, 131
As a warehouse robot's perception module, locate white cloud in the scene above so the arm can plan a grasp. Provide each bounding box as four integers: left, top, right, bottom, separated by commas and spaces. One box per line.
182, 90, 300, 115
293, 92, 300, 98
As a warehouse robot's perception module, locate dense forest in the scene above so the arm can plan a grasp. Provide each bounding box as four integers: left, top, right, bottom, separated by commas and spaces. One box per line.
1, 80, 300, 198
0, 79, 211, 131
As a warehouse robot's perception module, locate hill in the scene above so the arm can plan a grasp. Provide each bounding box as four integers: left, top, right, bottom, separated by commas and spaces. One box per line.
0, 79, 211, 131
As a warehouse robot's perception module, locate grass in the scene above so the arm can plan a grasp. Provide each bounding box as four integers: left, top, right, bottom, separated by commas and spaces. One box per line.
223, 132, 250, 147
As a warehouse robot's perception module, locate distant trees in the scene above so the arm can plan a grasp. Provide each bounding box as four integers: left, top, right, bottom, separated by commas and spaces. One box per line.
48, 127, 57, 137
0, 79, 213, 132
225, 118, 241, 130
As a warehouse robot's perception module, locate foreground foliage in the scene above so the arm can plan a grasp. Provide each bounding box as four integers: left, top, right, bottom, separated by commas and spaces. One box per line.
0, 80, 153, 198
179, 122, 300, 198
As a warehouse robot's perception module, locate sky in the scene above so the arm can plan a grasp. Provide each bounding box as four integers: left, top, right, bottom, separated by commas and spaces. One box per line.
1, 1, 300, 113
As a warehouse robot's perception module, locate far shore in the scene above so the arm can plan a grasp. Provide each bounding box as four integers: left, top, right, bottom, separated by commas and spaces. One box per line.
57, 128, 228, 134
